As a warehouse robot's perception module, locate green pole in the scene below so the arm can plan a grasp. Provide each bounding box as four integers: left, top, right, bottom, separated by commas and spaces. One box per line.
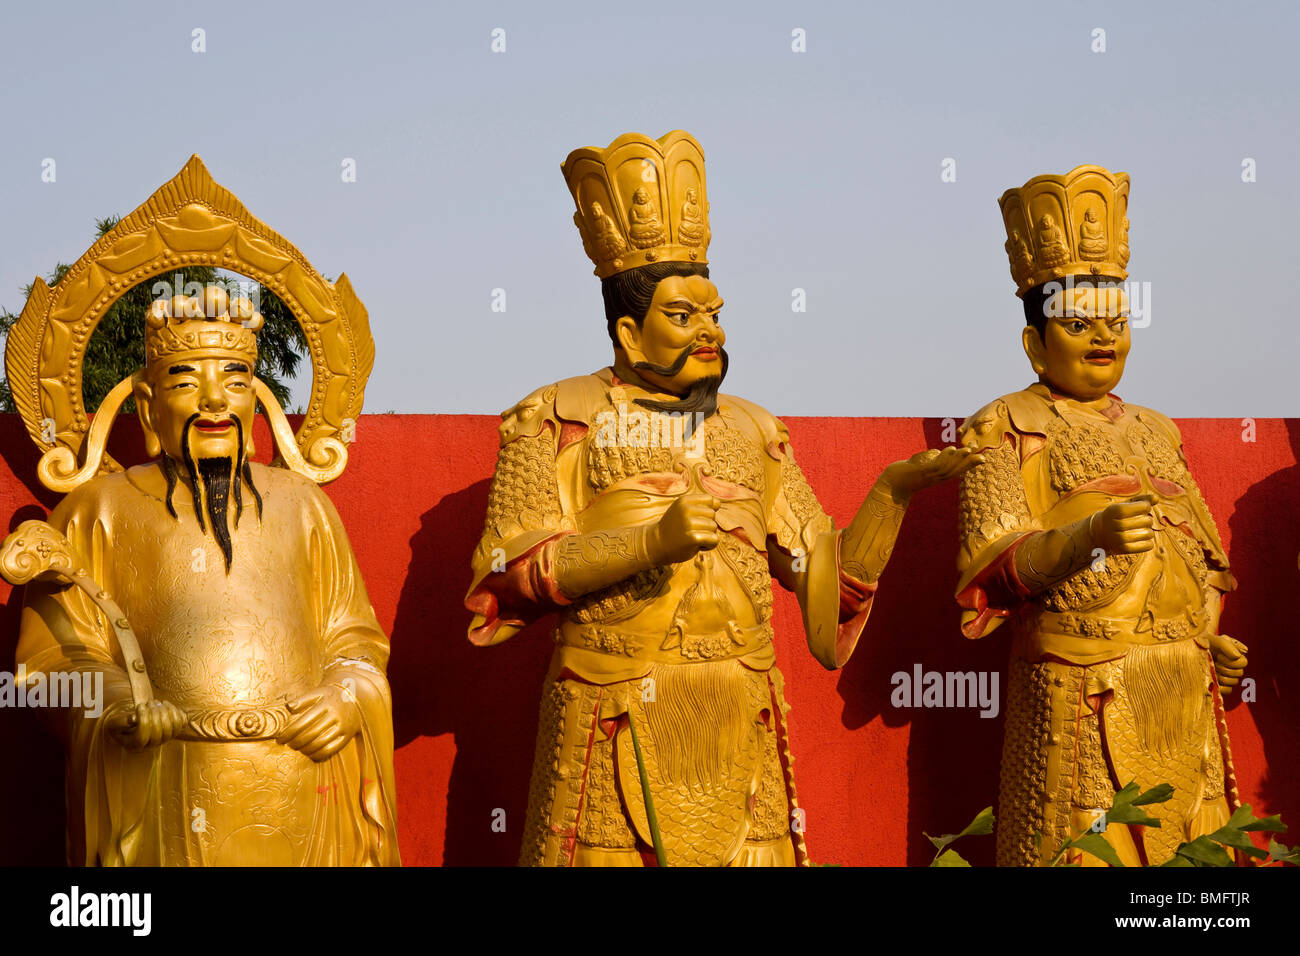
626, 708, 668, 867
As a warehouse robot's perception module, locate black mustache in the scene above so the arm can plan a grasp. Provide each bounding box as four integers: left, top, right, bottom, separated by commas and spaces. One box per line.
632, 348, 692, 379
632, 345, 729, 419
632, 343, 729, 381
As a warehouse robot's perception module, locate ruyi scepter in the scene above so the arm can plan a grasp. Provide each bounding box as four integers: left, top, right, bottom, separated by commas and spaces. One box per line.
0, 519, 153, 710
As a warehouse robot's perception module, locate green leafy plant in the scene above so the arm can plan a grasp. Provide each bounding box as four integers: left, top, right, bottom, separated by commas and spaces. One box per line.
925, 806, 994, 866
1160, 804, 1296, 868
1048, 781, 1297, 867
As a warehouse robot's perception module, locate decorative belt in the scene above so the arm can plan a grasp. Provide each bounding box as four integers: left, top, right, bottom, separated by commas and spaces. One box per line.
559, 619, 774, 664
176, 704, 293, 742
1040, 610, 1204, 645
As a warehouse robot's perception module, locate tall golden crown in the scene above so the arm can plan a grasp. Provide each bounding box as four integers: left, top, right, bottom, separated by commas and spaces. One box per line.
144, 288, 263, 368
562, 130, 711, 278
998, 164, 1131, 297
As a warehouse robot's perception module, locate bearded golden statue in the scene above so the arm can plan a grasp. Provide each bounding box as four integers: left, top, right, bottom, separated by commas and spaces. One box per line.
2, 157, 399, 866
955, 165, 1248, 866
465, 130, 978, 867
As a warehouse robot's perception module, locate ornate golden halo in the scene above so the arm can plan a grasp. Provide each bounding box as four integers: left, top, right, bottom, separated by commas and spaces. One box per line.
5, 155, 374, 490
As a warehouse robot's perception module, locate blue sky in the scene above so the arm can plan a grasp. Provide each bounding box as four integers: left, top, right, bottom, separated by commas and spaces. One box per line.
1, 0, 1295, 416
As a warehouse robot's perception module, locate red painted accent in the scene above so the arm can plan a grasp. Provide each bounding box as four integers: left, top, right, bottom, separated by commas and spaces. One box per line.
766, 672, 808, 867
1064, 473, 1144, 497
566, 689, 604, 866
0, 413, 1292, 867
558, 421, 588, 451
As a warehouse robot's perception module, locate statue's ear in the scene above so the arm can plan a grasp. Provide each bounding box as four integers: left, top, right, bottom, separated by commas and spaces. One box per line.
1022, 325, 1048, 377
614, 316, 645, 363
133, 373, 161, 459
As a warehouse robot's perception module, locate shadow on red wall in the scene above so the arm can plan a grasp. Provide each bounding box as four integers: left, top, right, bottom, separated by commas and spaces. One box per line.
0, 413, 1292, 866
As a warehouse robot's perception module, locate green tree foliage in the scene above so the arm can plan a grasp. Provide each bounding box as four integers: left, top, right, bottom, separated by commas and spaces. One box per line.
0, 216, 308, 414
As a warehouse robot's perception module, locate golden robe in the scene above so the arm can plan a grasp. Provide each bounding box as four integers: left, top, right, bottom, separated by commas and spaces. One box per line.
466, 368, 874, 867
16, 462, 400, 866
956, 383, 1238, 866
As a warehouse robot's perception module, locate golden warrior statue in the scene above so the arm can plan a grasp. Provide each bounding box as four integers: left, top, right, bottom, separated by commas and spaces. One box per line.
2, 157, 399, 866
466, 130, 977, 866
955, 165, 1249, 866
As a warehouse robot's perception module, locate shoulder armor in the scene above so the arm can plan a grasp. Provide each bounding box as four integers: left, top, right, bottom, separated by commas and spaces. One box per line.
499, 372, 613, 446
719, 393, 787, 459
961, 385, 1054, 445
1131, 404, 1183, 447
554, 373, 610, 428
498, 382, 560, 446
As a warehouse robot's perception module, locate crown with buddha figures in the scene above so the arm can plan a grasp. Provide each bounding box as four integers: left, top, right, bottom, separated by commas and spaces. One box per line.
998, 165, 1131, 298
144, 287, 264, 370
562, 130, 711, 279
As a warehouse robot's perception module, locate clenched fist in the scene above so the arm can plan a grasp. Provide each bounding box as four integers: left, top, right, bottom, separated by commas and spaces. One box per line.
1088, 494, 1156, 556
106, 699, 189, 751
1209, 634, 1249, 695
649, 492, 721, 565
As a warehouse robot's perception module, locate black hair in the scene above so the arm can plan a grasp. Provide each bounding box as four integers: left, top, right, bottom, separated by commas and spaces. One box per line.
600, 262, 711, 347
1022, 275, 1125, 340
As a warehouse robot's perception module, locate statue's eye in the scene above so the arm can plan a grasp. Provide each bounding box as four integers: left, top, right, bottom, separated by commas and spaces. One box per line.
711, 311, 722, 325
668, 312, 689, 326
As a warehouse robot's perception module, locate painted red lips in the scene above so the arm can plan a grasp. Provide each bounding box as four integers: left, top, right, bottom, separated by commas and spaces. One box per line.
194, 418, 234, 432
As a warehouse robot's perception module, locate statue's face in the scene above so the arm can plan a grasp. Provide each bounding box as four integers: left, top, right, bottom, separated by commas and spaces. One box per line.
141, 354, 256, 462
617, 275, 725, 394
1024, 286, 1130, 401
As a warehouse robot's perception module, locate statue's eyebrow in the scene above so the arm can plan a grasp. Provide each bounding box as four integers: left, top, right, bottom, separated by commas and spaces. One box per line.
224, 362, 249, 372
168, 364, 196, 374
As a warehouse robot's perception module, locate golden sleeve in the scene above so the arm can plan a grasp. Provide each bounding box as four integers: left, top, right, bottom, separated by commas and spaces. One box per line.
307, 482, 392, 674
1139, 409, 1234, 593
465, 385, 575, 646
13, 486, 149, 865
16, 490, 136, 738
765, 426, 875, 670
954, 404, 1039, 639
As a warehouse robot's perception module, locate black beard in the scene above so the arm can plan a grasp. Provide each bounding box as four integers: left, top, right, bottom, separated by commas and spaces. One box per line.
162, 414, 262, 573
632, 345, 729, 419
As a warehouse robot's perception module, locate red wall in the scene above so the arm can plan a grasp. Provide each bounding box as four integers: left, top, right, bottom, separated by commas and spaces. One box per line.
0, 413, 1294, 866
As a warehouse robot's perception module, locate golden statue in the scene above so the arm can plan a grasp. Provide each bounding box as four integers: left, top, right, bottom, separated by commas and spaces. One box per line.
2, 157, 399, 866
1077, 207, 1107, 260
465, 130, 977, 867
956, 165, 1249, 866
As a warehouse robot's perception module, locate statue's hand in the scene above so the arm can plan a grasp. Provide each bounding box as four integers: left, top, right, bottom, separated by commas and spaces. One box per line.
106, 699, 189, 751
1087, 495, 1156, 556
1209, 634, 1249, 695
881, 446, 983, 498
648, 491, 720, 565
278, 684, 362, 762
